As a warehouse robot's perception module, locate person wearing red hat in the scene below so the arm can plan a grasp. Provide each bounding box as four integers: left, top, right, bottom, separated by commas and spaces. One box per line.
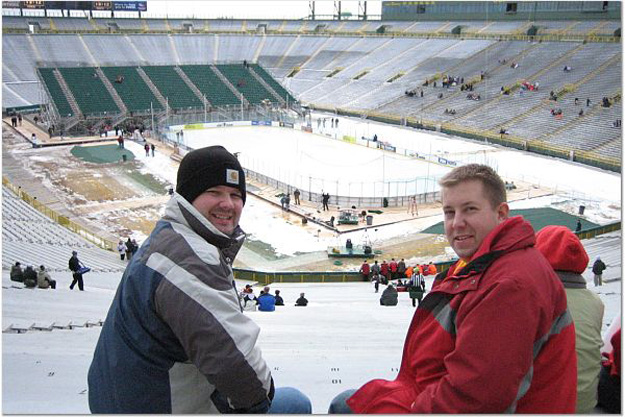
535, 225, 605, 413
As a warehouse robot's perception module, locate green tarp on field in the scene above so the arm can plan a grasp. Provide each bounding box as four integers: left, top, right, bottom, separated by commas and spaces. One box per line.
421, 207, 598, 234
71, 144, 134, 164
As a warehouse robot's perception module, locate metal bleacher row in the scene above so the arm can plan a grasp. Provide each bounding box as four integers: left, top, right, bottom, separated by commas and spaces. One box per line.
2, 187, 125, 273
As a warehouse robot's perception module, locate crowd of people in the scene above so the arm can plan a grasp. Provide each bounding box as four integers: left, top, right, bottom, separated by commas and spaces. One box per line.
9, 249, 89, 291
239, 284, 309, 311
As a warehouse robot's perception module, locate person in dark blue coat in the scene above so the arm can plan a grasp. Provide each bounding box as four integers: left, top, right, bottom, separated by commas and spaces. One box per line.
257, 287, 276, 312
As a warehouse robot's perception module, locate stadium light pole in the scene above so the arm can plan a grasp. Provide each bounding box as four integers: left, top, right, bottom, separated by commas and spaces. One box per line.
150, 102, 154, 135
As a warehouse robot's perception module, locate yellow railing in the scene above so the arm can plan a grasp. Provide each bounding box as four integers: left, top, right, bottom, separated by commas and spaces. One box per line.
2, 176, 117, 252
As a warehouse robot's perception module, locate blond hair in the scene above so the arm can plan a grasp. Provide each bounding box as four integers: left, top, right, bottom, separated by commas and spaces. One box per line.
438, 164, 506, 208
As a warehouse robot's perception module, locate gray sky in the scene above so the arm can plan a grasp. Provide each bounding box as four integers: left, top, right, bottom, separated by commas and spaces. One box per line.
144, 0, 382, 20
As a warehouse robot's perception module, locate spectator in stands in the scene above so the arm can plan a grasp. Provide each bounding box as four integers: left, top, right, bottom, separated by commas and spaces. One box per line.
88, 145, 311, 414
131, 239, 139, 258
597, 326, 621, 413
371, 260, 380, 278
150, 143, 155, 157
427, 262, 437, 276
125, 237, 134, 261
408, 272, 426, 307
592, 256, 606, 286
586, 98, 591, 107
380, 260, 389, 283
257, 287, 276, 312
239, 285, 257, 308
574, 97, 579, 105
359, 260, 370, 282
408, 195, 418, 216
10, 262, 24, 282
37, 265, 56, 289
329, 163, 576, 413
379, 284, 398, 306
68, 251, 85, 291
17, 113, 22, 126
397, 258, 406, 279
389, 258, 398, 280
575, 218, 582, 233
11, 115, 17, 127
117, 240, 126, 261
563, 65, 572, 72
295, 293, 308, 307
322, 193, 330, 211
23, 266, 37, 288
293, 189, 301, 205
535, 225, 604, 413
274, 290, 284, 306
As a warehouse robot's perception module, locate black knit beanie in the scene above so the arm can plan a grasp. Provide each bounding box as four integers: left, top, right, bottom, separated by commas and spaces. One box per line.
176, 145, 246, 205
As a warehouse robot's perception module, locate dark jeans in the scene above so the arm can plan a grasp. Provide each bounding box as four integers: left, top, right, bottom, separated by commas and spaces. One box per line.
268, 387, 312, 414
597, 365, 620, 413
70, 273, 84, 291
328, 389, 356, 414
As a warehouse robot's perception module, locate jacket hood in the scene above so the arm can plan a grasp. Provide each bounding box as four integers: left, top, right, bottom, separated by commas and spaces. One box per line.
535, 225, 588, 273
163, 193, 245, 260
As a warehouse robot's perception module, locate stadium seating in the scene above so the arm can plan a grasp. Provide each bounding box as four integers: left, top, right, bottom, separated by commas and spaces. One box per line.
58, 67, 120, 116
218, 64, 276, 105
2, 20, 621, 168
249, 64, 295, 103
101, 66, 164, 113
179, 65, 241, 106
141, 65, 203, 110
37, 68, 74, 118
2, 187, 124, 273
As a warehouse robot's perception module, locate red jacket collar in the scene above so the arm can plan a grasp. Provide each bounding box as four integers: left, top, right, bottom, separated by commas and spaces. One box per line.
436, 216, 535, 292
468, 215, 535, 262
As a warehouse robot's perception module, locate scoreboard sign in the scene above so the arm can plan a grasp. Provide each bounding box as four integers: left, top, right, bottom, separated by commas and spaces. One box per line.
20, 0, 45, 8
113, 1, 147, 11
93, 1, 112, 10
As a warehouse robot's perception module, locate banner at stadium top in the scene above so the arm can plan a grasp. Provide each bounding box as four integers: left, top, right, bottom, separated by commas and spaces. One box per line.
113, 1, 147, 11
3, 1, 146, 10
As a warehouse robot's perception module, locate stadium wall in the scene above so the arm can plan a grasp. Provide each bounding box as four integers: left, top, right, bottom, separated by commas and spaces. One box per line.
382, 1, 622, 21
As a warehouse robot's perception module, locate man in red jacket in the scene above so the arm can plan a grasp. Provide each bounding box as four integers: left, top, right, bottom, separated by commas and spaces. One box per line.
329, 164, 577, 413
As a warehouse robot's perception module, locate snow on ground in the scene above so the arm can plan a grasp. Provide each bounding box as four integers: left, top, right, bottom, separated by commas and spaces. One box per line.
125, 115, 620, 256
2, 269, 620, 414
2, 116, 621, 413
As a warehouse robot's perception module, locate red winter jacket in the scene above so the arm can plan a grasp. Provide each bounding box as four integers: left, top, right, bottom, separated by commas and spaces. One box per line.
380, 262, 389, 276
390, 261, 398, 272
360, 263, 370, 275
347, 216, 577, 413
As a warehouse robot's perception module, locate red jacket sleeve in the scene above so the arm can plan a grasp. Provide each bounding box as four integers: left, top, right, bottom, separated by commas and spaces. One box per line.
411, 278, 547, 413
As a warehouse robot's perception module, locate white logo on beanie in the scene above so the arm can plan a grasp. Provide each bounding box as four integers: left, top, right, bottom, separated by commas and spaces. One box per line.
226, 169, 239, 185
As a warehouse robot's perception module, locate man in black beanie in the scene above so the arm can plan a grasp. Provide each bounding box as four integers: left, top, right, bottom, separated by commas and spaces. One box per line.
88, 145, 311, 414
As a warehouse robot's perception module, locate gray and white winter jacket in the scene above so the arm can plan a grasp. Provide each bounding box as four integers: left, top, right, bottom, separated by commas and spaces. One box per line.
88, 193, 273, 413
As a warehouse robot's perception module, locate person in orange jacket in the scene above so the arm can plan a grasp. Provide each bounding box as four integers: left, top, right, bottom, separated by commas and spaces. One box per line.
427, 262, 437, 276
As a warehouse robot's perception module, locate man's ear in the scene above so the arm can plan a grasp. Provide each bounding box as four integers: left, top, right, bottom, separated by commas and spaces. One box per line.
497, 202, 510, 222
